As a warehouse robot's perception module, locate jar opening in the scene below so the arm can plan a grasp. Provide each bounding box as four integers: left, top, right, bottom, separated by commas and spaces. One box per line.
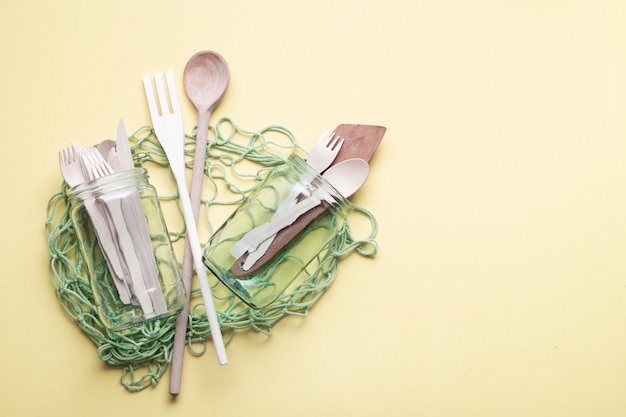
67, 168, 148, 203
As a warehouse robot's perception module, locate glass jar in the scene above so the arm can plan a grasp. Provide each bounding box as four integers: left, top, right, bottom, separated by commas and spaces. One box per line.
203, 154, 353, 309
67, 168, 185, 330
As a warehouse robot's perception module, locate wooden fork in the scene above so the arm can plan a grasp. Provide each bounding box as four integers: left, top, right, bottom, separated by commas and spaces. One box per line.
143, 70, 228, 365
79, 147, 159, 314
306, 130, 344, 173
59, 145, 133, 304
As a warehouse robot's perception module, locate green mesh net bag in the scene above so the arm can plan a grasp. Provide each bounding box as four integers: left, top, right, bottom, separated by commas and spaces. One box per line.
45, 117, 378, 391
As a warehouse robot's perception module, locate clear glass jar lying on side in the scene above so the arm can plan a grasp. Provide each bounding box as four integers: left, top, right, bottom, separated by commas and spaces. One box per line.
203, 154, 353, 309
67, 168, 185, 330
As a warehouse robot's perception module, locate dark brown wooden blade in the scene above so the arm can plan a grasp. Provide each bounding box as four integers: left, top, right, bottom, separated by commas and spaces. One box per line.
331, 124, 386, 166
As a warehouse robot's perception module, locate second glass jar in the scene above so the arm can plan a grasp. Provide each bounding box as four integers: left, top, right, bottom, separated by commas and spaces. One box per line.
203, 154, 353, 309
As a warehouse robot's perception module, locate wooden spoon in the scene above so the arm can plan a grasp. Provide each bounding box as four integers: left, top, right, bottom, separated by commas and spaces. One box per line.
170, 50, 230, 397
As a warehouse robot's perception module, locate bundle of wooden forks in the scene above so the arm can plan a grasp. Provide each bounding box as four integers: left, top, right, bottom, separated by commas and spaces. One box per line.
58, 120, 167, 316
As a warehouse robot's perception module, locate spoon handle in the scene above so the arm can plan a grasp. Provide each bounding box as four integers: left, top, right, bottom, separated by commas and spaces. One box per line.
169, 108, 212, 396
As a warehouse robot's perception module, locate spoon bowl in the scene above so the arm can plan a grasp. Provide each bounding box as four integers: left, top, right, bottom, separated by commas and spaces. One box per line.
183, 51, 230, 112
322, 157, 369, 198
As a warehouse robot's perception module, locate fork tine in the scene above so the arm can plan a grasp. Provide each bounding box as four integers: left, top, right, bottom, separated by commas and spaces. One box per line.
76, 149, 93, 180
142, 75, 160, 119
316, 129, 331, 145
81, 148, 99, 180
98, 150, 115, 175
329, 135, 344, 150
164, 70, 181, 115
88, 147, 115, 177
154, 72, 170, 116
61, 148, 70, 165
66, 147, 75, 163
87, 149, 100, 178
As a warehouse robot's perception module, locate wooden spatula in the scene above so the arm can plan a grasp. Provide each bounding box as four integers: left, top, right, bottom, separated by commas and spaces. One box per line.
230, 124, 386, 276
331, 124, 386, 166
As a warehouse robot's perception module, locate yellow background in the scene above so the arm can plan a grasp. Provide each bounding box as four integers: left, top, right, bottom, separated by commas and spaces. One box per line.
2, 0, 626, 415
